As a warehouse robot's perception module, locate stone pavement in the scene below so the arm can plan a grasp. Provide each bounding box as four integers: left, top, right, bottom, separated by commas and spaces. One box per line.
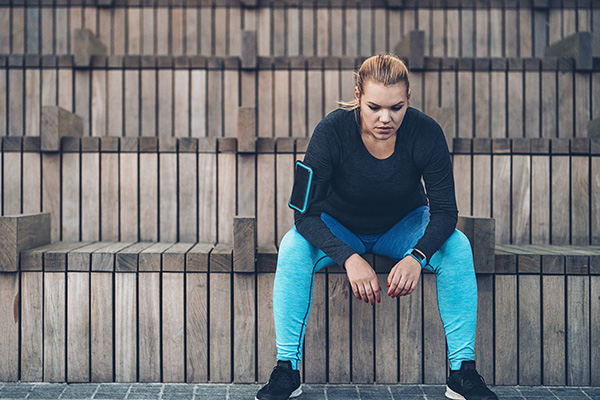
0, 383, 597, 400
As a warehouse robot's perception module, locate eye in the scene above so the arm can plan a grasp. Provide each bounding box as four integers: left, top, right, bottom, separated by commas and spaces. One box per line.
368, 105, 380, 111
392, 106, 403, 111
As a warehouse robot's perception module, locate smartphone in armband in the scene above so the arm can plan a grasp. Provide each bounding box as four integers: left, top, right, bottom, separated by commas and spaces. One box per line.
288, 160, 314, 214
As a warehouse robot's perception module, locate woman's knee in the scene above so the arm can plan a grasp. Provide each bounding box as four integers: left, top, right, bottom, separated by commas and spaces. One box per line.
277, 227, 324, 272
431, 229, 474, 273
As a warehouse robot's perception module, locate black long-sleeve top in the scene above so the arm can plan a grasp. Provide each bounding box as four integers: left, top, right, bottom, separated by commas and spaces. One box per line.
294, 107, 458, 267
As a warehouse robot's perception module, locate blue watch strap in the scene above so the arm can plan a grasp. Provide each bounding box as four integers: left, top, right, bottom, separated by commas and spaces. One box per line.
404, 248, 427, 268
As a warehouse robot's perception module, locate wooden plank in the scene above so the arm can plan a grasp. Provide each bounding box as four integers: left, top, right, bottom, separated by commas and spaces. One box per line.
307, 70, 323, 137
257, 70, 272, 138
218, 153, 236, 243
101, 153, 119, 241
495, 275, 517, 385
8, 68, 23, 137
199, 7, 212, 55
271, 7, 285, 57
137, 272, 160, 382
457, 72, 473, 138
41, 154, 60, 242
374, 272, 398, 383
592, 276, 600, 385
551, 156, 570, 245
316, 8, 328, 57
162, 273, 184, 382
174, 70, 190, 137
493, 155, 511, 244
223, 70, 238, 138
186, 272, 208, 382
44, 272, 65, 382
558, 72, 574, 139
179, 153, 198, 242
229, 8, 241, 57
124, 71, 139, 137
287, 7, 300, 57
91, 70, 106, 138
120, 153, 138, 241
328, 273, 351, 383
453, 155, 472, 216
0, 8, 9, 53
472, 155, 491, 218
207, 70, 223, 137
158, 70, 172, 137
396, 269, 422, 384
25, 69, 40, 137
301, 7, 314, 56
81, 153, 100, 241
519, 275, 541, 385
461, 8, 474, 57
209, 273, 231, 382
233, 217, 256, 273
68, 242, 112, 272
141, 70, 156, 137
571, 157, 589, 245
139, 242, 173, 272
198, 153, 217, 243
424, 71, 438, 116
163, 243, 194, 272
417, 8, 429, 57
156, 8, 168, 55
525, 71, 540, 138
107, 70, 123, 137
519, 8, 533, 57
351, 263, 375, 383
74, 71, 90, 137
190, 70, 207, 138
303, 272, 326, 383
91, 242, 133, 272
233, 273, 256, 382
2, 148, 20, 214
160, 153, 177, 241
543, 275, 566, 385
12, 7, 24, 54
0, 69, 6, 137
210, 243, 232, 272
475, 275, 494, 384
186, 243, 213, 272
423, 273, 445, 384
172, 8, 184, 56
576, 74, 590, 138
62, 153, 80, 241
256, 273, 276, 383
139, 153, 158, 242
115, 273, 137, 382
127, 8, 141, 55
373, 8, 386, 55
532, 156, 550, 243
214, 7, 227, 56
142, 7, 155, 55
567, 276, 590, 385
113, 8, 126, 55
593, 158, 600, 245
430, 9, 444, 57
276, 154, 294, 245
541, 72, 557, 138
490, 72, 506, 138
512, 156, 531, 245
507, 71, 524, 138
324, 69, 339, 116
475, 9, 488, 57
274, 70, 289, 138
344, 8, 358, 57
0, 273, 18, 380
116, 242, 154, 272
67, 272, 90, 382
22, 153, 41, 213
474, 72, 490, 138
58, 69, 72, 112
21, 272, 43, 381
237, 155, 255, 217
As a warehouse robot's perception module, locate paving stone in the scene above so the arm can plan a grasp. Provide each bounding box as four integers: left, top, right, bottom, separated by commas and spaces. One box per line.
0, 383, 36, 398
389, 385, 424, 395
228, 384, 261, 400
60, 384, 99, 399
357, 384, 393, 400
420, 384, 446, 396
160, 384, 194, 400
28, 384, 67, 399
298, 385, 326, 399
582, 387, 600, 397
93, 384, 131, 400
518, 387, 555, 397
126, 385, 162, 399
325, 385, 360, 399
193, 385, 228, 399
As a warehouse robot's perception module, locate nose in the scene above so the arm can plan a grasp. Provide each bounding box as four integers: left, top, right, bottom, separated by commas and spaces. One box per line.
379, 109, 391, 123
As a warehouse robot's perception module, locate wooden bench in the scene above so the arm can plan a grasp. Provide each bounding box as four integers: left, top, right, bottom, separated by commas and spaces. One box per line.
2, 213, 599, 387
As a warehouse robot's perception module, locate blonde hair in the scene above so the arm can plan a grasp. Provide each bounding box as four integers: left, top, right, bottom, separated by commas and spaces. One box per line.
340, 53, 410, 110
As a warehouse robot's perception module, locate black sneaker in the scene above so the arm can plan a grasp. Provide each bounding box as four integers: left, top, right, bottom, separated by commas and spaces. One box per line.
255, 360, 302, 400
446, 361, 498, 400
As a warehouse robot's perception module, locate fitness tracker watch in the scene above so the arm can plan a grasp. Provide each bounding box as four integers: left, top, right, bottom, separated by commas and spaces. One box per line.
405, 248, 427, 268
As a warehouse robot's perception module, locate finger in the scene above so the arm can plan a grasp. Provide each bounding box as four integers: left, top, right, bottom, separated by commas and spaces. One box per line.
352, 283, 361, 300
399, 278, 411, 297
365, 283, 375, 306
393, 276, 408, 297
386, 268, 396, 293
387, 269, 400, 297
358, 285, 368, 303
372, 279, 382, 304
406, 279, 418, 295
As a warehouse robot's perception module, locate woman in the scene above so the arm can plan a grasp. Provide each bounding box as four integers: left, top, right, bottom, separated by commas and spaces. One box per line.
256, 54, 498, 400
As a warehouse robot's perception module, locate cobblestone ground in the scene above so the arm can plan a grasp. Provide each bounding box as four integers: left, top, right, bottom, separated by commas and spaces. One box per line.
0, 383, 597, 400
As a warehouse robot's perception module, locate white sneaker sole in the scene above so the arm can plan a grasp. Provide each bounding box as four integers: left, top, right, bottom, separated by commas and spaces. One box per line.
255, 384, 303, 400
445, 386, 466, 400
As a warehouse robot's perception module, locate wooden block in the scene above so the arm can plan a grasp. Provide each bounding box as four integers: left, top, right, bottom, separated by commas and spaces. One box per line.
198, 153, 217, 243
218, 153, 236, 243
73, 28, 107, 67
115, 273, 137, 382
162, 273, 184, 382
0, 273, 19, 381
138, 242, 173, 272
163, 243, 195, 272
373, 272, 398, 383
519, 275, 542, 385
256, 245, 277, 273
68, 242, 112, 271
493, 155, 511, 244
328, 273, 351, 383
495, 275, 518, 385
0, 213, 50, 272
41, 106, 83, 152
543, 275, 566, 385
531, 156, 550, 243
186, 272, 208, 382
179, 153, 198, 243
234, 217, 257, 273
21, 272, 43, 381
351, 282, 375, 383
67, 272, 90, 382
91, 242, 133, 272
115, 242, 154, 272
90, 272, 113, 382
210, 243, 233, 272
44, 242, 90, 272
233, 274, 256, 382
137, 272, 160, 382
209, 273, 231, 382
494, 248, 517, 274
44, 273, 65, 382
423, 273, 446, 384
238, 107, 256, 153
567, 276, 590, 385
186, 243, 213, 272
241, 30, 257, 70
551, 156, 570, 245
457, 216, 495, 274
476, 275, 494, 381
394, 30, 425, 70
545, 32, 592, 71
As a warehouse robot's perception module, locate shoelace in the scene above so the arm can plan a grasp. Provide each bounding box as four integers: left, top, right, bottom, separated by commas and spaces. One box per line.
267, 366, 294, 390
460, 369, 488, 391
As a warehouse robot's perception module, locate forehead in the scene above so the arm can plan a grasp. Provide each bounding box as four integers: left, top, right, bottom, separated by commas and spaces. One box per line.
361, 81, 409, 105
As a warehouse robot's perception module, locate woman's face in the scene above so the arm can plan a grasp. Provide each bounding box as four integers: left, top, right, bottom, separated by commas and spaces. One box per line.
355, 80, 411, 141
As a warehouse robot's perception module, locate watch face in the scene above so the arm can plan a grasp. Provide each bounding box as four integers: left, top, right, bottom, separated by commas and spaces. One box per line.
412, 250, 425, 262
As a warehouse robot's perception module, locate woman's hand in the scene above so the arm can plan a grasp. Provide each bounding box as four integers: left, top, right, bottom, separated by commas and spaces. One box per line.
387, 256, 422, 297
344, 253, 381, 306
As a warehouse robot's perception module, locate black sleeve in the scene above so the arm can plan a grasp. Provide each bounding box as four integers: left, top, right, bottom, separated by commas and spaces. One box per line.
413, 123, 459, 261
293, 120, 357, 268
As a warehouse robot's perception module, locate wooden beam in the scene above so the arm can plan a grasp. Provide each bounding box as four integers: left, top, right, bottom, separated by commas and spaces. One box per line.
457, 216, 495, 274
545, 32, 592, 71
393, 30, 424, 70
237, 107, 256, 153
41, 106, 83, 152
233, 216, 257, 272
0, 213, 50, 272
73, 28, 107, 68
241, 30, 257, 70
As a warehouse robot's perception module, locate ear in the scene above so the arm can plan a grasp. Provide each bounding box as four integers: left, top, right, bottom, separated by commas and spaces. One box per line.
354, 86, 360, 101
407, 88, 412, 106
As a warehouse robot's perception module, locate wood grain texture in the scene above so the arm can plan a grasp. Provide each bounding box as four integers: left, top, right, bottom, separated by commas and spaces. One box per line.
67, 272, 90, 382
82, 153, 100, 241
492, 155, 511, 244
592, 276, 600, 385
198, 153, 217, 243
91, 70, 106, 138
571, 157, 589, 245
531, 156, 550, 243
512, 156, 531, 245
525, 71, 540, 138
25, 69, 40, 137
115, 273, 137, 382
3, 152, 21, 216
160, 153, 177, 242
507, 72, 523, 138
543, 275, 566, 385
237, 155, 255, 217
518, 275, 541, 385
190, 70, 207, 138
495, 275, 517, 385
8, 69, 23, 137
490, 72, 506, 138
139, 242, 173, 272
567, 276, 590, 386
558, 72, 574, 139
116, 242, 154, 272
423, 273, 445, 384
474, 72, 490, 138
593, 158, 600, 245
141, 70, 156, 137
276, 154, 294, 245
21, 272, 43, 381
107, 71, 123, 137
257, 273, 277, 383
551, 156, 570, 245
0, 273, 19, 381
233, 273, 256, 382
209, 273, 231, 382
138, 273, 161, 382
473, 155, 492, 218
44, 272, 65, 382
351, 286, 374, 383
179, 153, 198, 242
100, 153, 119, 241
328, 273, 350, 383
257, 154, 275, 246
218, 153, 236, 243
174, 70, 190, 137
162, 273, 185, 382
158, 70, 173, 137
541, 72, 557, 138
186, 272, 208, 382
68, 242, 110, 272
207, 70, 223, 138
139, 153, 158, 242
163, 243, 194, 272
120, 153, 138, 242
453, 155, 471, 216
475, 274, 494, 383
457, 72, 473, 138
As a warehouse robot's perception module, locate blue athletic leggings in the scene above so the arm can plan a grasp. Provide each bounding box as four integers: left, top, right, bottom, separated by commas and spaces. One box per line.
273, 205, 478, 371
